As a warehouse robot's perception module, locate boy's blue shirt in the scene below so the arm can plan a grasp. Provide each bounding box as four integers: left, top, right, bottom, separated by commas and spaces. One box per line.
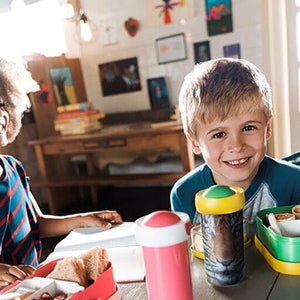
170, 156, 300, 225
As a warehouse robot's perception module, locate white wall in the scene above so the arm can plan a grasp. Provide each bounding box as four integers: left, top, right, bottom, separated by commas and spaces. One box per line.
63, 0, 300, 158
64, 0, 265, 115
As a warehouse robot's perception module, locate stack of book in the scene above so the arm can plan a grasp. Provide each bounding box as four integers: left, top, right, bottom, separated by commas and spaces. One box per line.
54, 102, 105, 135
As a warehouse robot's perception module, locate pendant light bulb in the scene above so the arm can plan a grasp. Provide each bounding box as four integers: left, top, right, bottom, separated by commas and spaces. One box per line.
79, 11, 93, 42
73, 8, 97, 44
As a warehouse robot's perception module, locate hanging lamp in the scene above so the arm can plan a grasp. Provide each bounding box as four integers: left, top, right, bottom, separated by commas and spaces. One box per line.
78, 9, 96, 42
61, 0, 97, 43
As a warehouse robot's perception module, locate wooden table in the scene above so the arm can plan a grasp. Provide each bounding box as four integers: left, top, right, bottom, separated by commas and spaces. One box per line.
118, 246, 300, 299
45, 223, 300, 300
28, 122, 195, 214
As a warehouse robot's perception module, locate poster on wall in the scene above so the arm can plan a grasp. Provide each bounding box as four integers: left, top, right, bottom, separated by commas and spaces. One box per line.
98, 57, 141, 96
49, 67, 78, 106
194, 41, 211, 64
223, 43, 241, 58
99, 15, 118, 46
147, 0, 195, 26
156, 33, 187, 64
205, 0, 233, 36
147, 77, 170, 109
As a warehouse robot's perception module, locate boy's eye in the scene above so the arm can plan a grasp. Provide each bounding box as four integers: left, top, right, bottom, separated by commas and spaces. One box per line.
212, 132, 226, 139
243, 125, 256, 132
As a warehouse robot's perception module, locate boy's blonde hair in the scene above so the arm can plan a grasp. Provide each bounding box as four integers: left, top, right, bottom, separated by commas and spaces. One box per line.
178, 58, 273, 139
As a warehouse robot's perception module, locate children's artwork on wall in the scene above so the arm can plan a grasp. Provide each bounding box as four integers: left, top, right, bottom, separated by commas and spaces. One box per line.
99, 57, 141, 96
38, 80, 52, 106
156, 33, 187, 64
124, 17, 140, 37
194, 41, 211, 64
205, 0, 233, 36
147, 77, 170, 109
148, 0, 195, 26
223, 43, 241, 58
100, 15, 118, 46
49, 67, 78, 106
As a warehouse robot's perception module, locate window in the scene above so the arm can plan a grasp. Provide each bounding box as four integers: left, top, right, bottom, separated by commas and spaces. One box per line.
296, 9, 300, 118
0, 0, 67, 60
285, 1, 300, 152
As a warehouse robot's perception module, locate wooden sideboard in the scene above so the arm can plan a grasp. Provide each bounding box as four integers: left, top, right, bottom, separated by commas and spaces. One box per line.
28, 122, 195, 214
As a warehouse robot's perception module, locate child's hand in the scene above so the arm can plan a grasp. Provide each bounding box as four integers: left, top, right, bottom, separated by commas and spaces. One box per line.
82, 210, 123, 229
0, 264, 36, 288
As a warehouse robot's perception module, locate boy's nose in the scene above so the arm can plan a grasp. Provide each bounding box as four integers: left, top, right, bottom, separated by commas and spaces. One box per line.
227, 135, 244, 152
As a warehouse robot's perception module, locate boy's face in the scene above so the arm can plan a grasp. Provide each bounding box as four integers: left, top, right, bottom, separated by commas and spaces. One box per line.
189, 109, 272, 190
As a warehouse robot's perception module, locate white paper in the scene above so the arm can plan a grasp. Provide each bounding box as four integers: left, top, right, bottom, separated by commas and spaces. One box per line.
44, 222, 145, 282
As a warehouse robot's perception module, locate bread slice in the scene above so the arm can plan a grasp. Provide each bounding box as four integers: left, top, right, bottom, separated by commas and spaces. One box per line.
46, 247, 109, 287
47, 256, 89, 287
79, 246, 109, 282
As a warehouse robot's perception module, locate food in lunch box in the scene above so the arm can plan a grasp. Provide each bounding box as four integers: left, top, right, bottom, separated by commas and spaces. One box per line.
47, 256, 88, 287
274, 212, 295, 222
292, 205, 300, 219
78, 246, 109, 282
11, 287, 36, 299
47, 246, 109, 288
32, 291, 69, 300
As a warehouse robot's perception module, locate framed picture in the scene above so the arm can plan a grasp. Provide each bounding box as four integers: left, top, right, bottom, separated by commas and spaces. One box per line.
155, 33, 187, 64
98, 57, 141, 96
49, 67, 78, 106
223, 43, 241, 58
147, 77, 170, 109
194, 41, 211, 64
205, 0, 233, 36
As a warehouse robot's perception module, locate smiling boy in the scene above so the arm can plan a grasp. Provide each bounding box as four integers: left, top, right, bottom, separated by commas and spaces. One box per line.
170, 58, 300, 235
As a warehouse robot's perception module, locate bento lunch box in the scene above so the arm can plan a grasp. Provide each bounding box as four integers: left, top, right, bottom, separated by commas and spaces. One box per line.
256, 205, 300, 263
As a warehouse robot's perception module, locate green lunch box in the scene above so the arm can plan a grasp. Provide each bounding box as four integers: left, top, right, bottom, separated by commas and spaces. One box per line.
256, 205, 300, 262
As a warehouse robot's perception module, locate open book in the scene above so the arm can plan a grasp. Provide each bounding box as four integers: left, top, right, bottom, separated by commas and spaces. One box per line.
45, 222, 145, 283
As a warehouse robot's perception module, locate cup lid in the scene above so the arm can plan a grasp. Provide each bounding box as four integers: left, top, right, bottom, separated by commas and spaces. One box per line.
195, 185, 245, 215
135, 211, 190, 247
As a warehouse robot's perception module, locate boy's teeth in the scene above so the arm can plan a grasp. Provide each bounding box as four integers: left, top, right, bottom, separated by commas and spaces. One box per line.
229, 158, 247, 165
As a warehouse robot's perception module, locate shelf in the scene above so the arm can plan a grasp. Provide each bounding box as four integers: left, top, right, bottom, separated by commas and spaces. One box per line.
29, 172, 185, 188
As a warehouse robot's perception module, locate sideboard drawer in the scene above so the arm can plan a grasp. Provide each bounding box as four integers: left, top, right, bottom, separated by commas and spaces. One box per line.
43, 142, 84, 154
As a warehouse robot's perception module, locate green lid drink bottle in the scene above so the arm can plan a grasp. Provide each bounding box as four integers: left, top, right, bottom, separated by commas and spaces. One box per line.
195, 185, 245, 286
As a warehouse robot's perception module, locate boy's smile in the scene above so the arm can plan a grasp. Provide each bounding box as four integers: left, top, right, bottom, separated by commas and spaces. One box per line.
191, 110, 272, 191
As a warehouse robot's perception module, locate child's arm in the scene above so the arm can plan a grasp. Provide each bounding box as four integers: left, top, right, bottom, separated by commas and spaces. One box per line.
30, 192, 122, 238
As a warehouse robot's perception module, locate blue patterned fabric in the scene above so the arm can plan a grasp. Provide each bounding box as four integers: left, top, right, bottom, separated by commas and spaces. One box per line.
0, 155, 41, 266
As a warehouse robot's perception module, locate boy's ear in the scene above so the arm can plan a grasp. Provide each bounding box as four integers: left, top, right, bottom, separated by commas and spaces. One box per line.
266, 118, 272, 140
187, 134, 201, 155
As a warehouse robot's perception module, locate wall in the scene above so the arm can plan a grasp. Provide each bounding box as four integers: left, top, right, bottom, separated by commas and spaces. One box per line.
63, 0, 265, 114
63, 0, 300, 159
